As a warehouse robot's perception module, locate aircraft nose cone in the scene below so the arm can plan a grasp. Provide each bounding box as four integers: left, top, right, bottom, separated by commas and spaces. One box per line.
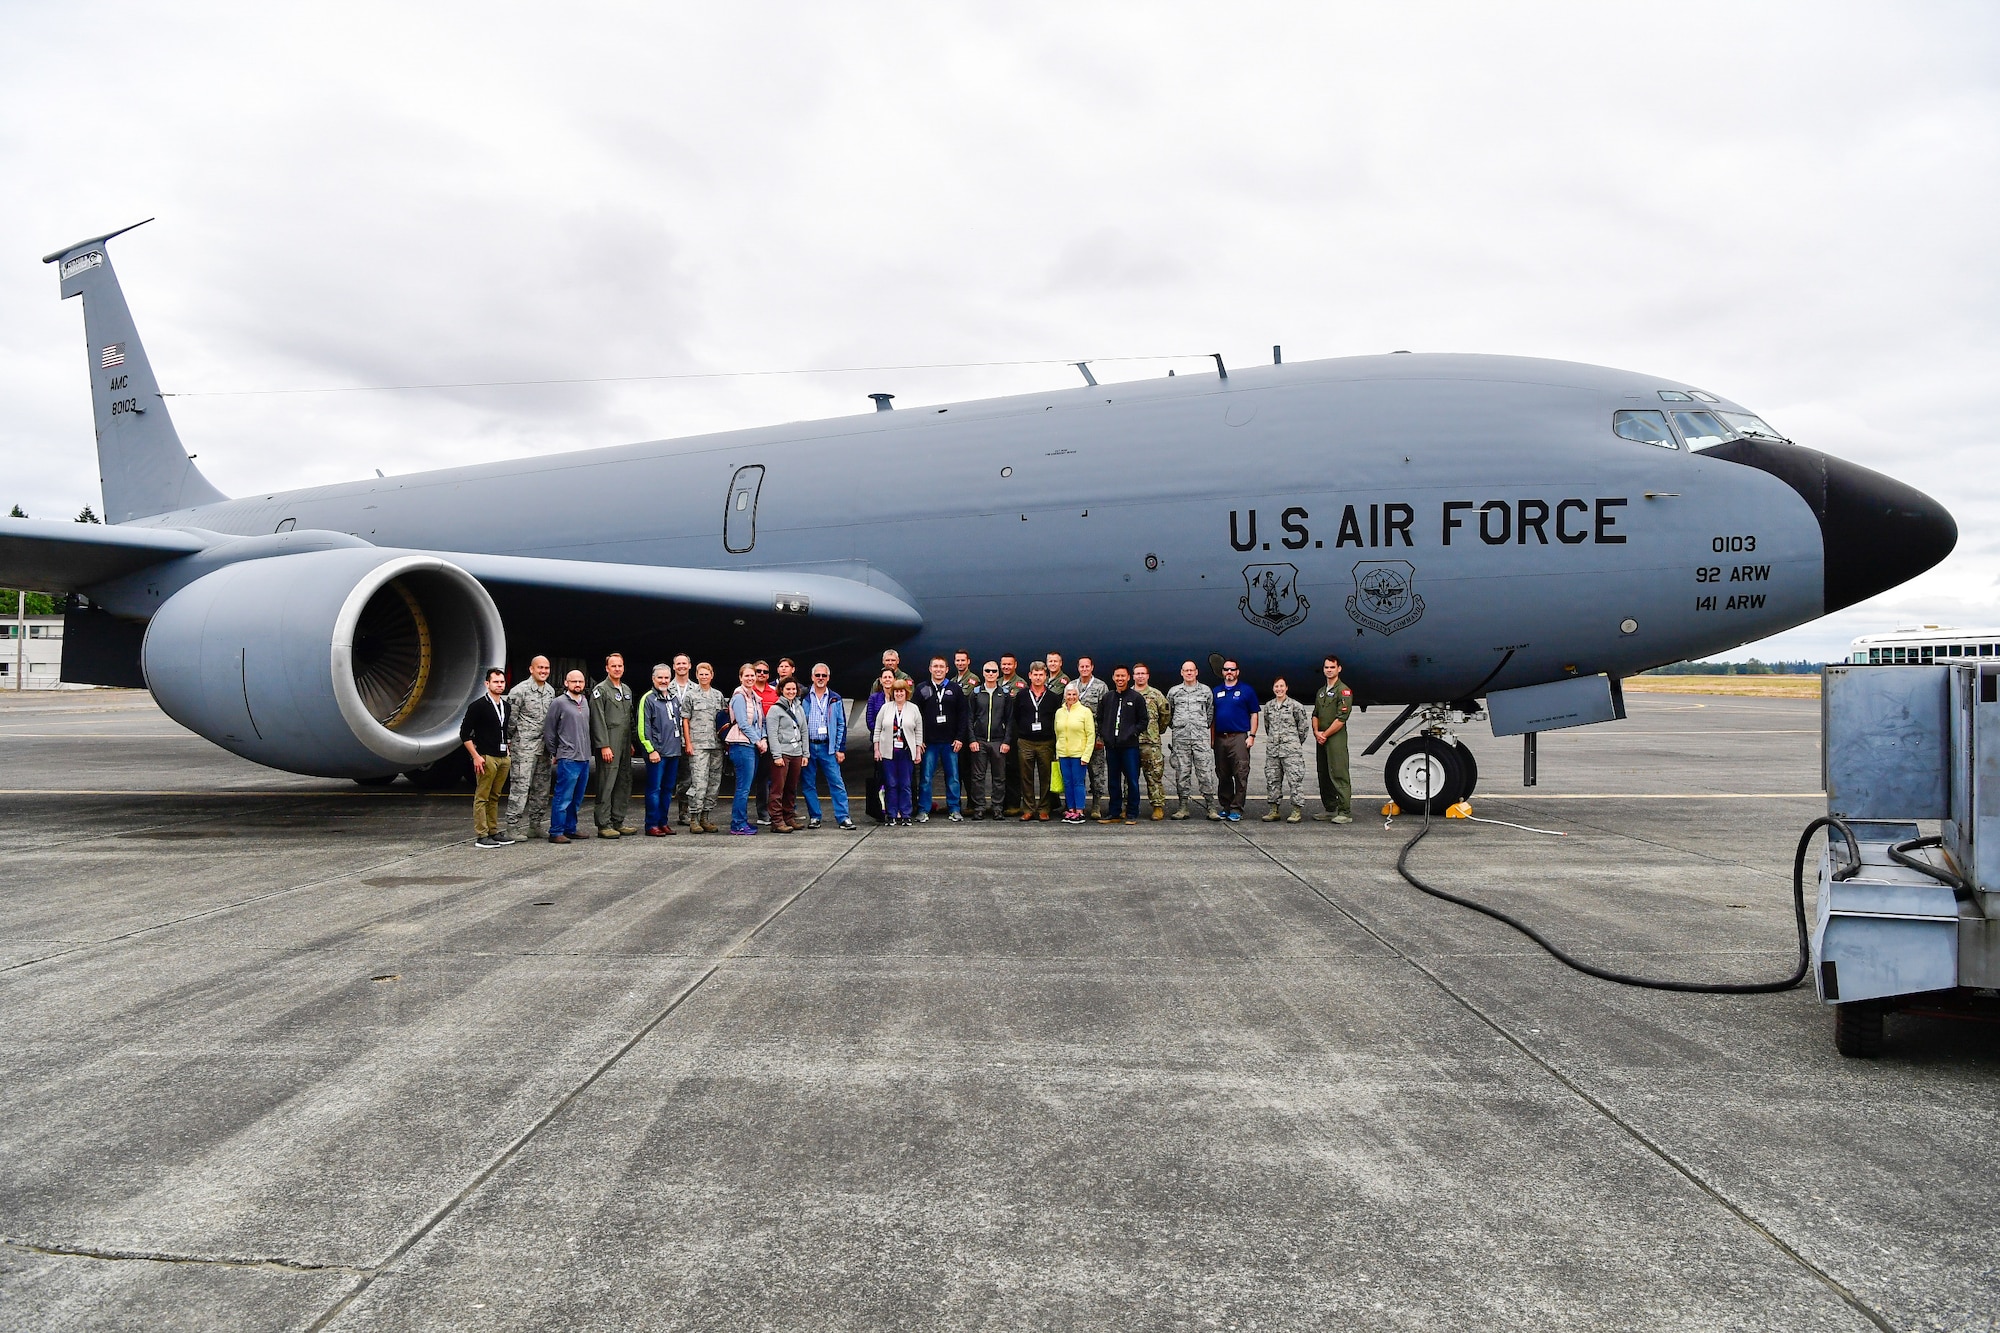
1697, 438, 1955, 613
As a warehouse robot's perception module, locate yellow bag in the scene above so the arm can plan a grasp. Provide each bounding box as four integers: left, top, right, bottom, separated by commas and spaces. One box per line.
1050, 761, 1063, 794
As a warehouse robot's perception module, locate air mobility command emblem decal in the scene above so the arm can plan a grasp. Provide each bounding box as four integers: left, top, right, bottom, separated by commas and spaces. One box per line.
1347, 560, 1425, 635
1239, 563, 1309, 635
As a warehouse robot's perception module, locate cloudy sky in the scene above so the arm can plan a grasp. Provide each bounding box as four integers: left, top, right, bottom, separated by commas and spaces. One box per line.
3, 2, 1995, 661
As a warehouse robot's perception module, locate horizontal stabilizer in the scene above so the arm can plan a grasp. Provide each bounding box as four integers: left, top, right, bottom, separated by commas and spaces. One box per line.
0, 517, 211, 594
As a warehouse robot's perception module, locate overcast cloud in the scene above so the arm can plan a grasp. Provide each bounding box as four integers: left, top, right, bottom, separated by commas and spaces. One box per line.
3, 2, 1996, 661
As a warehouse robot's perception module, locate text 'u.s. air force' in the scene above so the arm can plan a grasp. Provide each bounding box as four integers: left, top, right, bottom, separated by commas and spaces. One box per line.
1228, 498, 1628, 552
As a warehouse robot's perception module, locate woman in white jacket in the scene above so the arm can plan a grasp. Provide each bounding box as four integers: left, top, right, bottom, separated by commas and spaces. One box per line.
871, 679, 925, 827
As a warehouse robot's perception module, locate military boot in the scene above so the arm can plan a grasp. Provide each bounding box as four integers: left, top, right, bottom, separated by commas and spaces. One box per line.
1260, 806, 1282, 822
1285, 807, 1303, 823
1170, 801, 1190, 820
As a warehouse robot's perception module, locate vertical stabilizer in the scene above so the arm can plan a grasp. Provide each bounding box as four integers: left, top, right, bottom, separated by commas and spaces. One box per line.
42, 222, 226, 523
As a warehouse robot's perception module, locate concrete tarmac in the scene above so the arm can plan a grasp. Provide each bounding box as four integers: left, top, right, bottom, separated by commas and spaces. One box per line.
1, 689, 1995, 1331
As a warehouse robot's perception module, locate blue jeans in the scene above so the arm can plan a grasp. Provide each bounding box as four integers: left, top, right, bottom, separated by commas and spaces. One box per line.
883, 750, 914, 818
551, 759, 591, 836
1059, 756, 1088, 813
644, 754, 680, 829
802, 741, 850, 823
919, 744, 961, 814
728, 742, 760, 830
1106, 746, 1141, 819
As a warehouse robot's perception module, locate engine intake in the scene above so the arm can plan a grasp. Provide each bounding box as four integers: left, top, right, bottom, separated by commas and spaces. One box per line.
142, 548, 504, 778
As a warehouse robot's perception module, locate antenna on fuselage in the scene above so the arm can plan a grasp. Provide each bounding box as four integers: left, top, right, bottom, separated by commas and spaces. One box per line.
869, 393, 894, 412
1073, 362, 1096, 387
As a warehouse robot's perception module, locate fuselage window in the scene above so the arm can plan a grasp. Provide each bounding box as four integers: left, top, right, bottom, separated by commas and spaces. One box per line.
1667, 409, 1732, 449
1613, 409, 1677, 448
1719, 411, 1783, 441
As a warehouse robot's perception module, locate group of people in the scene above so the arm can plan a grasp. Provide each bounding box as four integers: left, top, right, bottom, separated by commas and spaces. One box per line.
456, 648, 1355, 846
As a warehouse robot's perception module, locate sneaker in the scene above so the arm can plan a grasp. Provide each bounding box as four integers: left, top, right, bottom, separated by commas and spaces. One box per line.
1313, 813, 1334, 822
1226, 810, 1242, 822
838, 820, 857, 831
490, 832, 517, 845
475, 835, 498, 848
1331, 813, 1353, 824
808, 817, 822, 829
947, 811, 962, 823
730, 825, 757, 836
914, 812, 930, 824
757, 814, 770, 825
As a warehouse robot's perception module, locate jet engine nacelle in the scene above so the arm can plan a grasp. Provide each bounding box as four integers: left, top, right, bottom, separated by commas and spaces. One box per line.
141, 548, 505, 778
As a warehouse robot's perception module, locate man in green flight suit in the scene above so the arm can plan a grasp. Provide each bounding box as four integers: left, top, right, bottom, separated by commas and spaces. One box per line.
590, 652, 640, 837
1313, 653, 1354, 824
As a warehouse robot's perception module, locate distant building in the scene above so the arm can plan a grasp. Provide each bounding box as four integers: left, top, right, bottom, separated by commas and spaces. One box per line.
1, 614, 83, 689
1847, 625, 2000, 665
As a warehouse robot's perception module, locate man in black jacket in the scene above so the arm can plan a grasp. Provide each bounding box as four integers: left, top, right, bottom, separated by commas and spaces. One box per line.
913, 655, 969, 823
1096, 665, 1148, 824
964, 661, 1014, 820
1011, 662, 1062, 821
461, 667, 514, 848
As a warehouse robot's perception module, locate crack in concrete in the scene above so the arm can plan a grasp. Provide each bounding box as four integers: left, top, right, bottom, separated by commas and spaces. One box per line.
303, 827, 876, 1331
1229, 825, 1899, 1333
3, 1236, 367, 1275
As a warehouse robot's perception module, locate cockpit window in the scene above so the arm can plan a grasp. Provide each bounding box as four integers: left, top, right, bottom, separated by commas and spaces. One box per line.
1613, 409, 1677, 448
1718, 411, 1785, 441
1657, 390, 1692, 402
1689, 390, 1719, 403
1667, 409, 1733, 448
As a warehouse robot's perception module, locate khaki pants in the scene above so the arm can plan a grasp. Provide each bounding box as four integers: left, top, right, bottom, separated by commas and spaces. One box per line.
474, 755, 512, 836
1016, 739, 1055, 814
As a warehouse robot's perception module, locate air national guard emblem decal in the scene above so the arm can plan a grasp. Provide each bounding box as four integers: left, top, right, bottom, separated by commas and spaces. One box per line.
1347, 560, 1425, 635
1239, 563, 1309, 635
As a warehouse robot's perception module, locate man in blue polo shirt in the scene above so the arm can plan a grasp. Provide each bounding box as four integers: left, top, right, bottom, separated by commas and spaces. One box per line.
1211, 658, 1260, 821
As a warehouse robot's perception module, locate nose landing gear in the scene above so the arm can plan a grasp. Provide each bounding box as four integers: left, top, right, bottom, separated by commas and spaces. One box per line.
1377, 704, 1482, 815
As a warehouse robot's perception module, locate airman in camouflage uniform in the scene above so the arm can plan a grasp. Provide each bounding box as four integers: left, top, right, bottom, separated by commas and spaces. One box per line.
1166, 661, 1220, 820
1259, 677, 1314, 822
502, 656, 557, 838
684, 664, 727, 833
1074, 659, 1110, 817
1132, 662, 1171, 820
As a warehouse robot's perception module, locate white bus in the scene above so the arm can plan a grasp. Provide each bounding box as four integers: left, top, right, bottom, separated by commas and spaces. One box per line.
1846, 626, 2000, 665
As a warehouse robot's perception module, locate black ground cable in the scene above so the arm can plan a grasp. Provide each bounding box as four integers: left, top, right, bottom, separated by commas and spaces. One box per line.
1887, 835, 1974, 901
1394, 805, 1859, 994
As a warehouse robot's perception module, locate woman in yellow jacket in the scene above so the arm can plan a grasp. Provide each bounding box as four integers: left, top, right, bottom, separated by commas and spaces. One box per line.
1053, 680, 1096, 825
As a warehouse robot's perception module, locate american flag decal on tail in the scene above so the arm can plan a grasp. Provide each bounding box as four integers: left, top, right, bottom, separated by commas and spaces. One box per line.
100, 343, 125, 368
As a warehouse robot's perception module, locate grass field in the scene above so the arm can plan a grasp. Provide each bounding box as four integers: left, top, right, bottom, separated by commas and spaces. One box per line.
1626, 673, 1821, 698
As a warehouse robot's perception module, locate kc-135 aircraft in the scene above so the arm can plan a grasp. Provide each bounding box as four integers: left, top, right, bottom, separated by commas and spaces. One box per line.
0, 223, 1958, 810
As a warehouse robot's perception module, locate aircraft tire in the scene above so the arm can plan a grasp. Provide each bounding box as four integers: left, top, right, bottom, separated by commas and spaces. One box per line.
1834, 999, 1885, 1058
1385, 736, 1466, 817
1455, 740, 1479, 798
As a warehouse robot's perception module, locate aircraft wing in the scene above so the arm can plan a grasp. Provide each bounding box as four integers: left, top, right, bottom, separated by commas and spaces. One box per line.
442, 551, 924, 643
0, 517, 212, 593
